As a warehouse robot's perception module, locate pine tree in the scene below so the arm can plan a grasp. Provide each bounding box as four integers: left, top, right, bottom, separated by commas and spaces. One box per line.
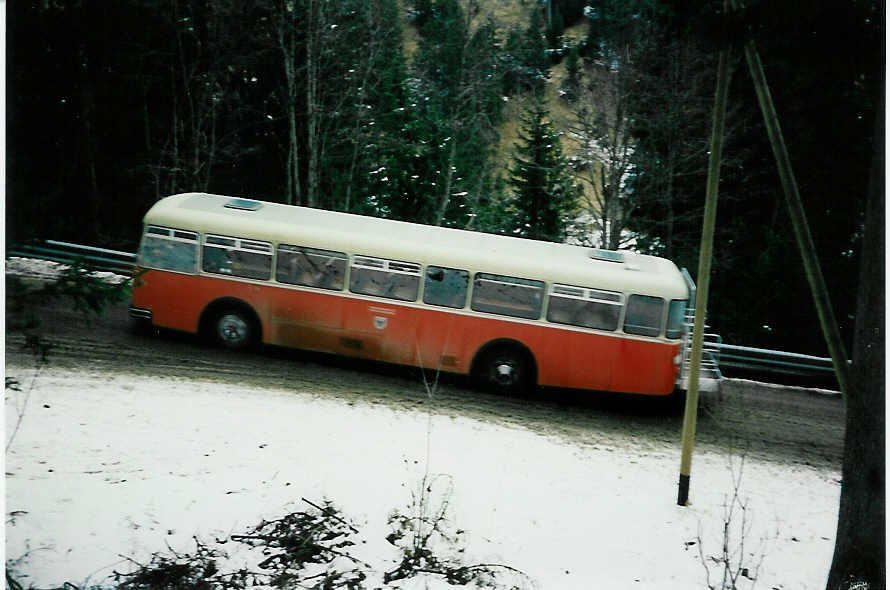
562, 44, 581, 101
546, 3, 564, 49
509, 95, 580, 242
524, 7, 550, 88
503, 7, 550, 95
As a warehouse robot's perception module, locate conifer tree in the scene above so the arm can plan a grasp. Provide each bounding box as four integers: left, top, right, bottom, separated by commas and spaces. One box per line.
546, 3, 564, 49
562, 44, 581, 101
502, 7, 551, 95
509, 94, 580, 242
524, 7, 550, 89
404, 0, 504, 227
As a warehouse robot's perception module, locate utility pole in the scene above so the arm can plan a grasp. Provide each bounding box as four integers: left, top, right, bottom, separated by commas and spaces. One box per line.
740, 39, 851, 396
677, 35, 733, 508
679, 1, 853, 506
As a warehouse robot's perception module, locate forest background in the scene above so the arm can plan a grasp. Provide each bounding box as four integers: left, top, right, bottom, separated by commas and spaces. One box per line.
6, 0, 883, 360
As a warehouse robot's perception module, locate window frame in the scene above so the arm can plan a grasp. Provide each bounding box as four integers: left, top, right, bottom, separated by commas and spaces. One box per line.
623, 294, 666, 338
470, 272, 545, 320
665, 299, 689, 340
138, 225, 199, 274
348, 255, 422, 302
546, 283, 624, 331
275, 244, 348, 291
423, 265, 470, 309
201, 233, 274, 281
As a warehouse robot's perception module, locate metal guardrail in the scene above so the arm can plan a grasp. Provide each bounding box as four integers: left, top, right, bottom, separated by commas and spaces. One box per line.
678, 317, 724, 392
677, 326, 835, 385
7, 240, 136, 275
7, 240, 839, 383
712, 342, 835, 377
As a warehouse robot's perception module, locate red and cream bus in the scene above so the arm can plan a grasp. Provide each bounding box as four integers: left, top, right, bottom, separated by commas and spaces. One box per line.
130, 192, 695, 395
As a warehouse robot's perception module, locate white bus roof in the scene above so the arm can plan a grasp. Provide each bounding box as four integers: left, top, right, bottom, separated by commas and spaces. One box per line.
143, 192, 690, 299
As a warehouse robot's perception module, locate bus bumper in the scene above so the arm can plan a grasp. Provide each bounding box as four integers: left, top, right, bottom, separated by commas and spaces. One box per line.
128, 305, 153, 321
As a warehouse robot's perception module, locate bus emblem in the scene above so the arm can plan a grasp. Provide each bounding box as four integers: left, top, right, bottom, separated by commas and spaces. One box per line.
374, 316, 388, 330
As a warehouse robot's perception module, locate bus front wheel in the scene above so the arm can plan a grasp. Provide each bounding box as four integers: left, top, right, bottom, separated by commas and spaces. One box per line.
479, 345, 533, 395
213, 309, 256, 350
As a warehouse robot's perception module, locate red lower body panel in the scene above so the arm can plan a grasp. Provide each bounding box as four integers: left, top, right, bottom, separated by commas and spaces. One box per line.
132, 271, 680, 395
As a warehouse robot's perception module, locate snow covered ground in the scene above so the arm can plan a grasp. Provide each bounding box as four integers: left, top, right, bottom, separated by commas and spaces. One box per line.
5, 366, 840, 589
5, 256, 129, 284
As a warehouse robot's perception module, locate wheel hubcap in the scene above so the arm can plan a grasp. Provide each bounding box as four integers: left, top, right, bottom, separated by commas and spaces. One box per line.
492, 359, 518, 386
218, 314, 248, 345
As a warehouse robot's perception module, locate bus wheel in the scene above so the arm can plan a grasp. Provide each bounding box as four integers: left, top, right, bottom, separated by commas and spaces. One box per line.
480, 346, 532, 395
213, 309, 255, 350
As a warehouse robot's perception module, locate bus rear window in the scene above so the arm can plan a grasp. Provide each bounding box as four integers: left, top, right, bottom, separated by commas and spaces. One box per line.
138, 226, 198, 274
624, 295, 665, 337
547, 285, 622, 331
349, 256, 421, 302
471, 273, 544, 320
424, 266, 468, 309
202, 235, 272, 280
276, 245, 346, 291
666, 299, 688, 340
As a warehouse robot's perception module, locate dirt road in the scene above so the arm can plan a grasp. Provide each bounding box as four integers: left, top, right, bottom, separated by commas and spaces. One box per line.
5, 292, 845, 471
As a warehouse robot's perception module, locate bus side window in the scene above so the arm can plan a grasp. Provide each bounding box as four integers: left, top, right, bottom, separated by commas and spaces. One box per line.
623, 295, 665, 337
423, 266, 468, 309
665, 299, 688, 339
202, 235, 272, 281
471, 273, 544, 320
276, 245, 346, 291
138, 226, 198, 273
350, 257, 421, 302
547, 285, 622, 331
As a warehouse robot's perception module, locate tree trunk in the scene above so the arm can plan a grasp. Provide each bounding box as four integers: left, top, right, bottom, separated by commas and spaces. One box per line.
79, 46, 101, 241
434, 137, 458, 225
824, 76, 885, 590
277, 6, 302, 206
664, 150, 675, 257
305, 0, 320, 207
598, 165, 609, 249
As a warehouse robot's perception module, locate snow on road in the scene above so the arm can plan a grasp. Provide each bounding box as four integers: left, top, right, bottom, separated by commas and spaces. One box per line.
5, 367, 840, 589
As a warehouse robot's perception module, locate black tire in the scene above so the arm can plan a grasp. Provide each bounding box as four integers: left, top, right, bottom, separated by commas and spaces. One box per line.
478, 345, 533, 395
212, 308, 256, 350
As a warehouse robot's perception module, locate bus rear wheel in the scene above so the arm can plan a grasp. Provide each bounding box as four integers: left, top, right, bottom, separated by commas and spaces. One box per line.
479, 345, 533, 395
213, 309, 256, 350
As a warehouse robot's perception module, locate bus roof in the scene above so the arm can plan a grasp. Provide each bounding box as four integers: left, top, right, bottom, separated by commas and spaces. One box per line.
144, 192, 690, 299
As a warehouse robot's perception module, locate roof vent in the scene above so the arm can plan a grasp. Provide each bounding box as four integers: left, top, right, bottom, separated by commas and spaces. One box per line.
224, 198, 263, 211
588, 248, 624, 263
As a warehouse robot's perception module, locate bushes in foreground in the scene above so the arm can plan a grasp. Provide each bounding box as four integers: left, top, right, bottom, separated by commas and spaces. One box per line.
7, 477, 529, 590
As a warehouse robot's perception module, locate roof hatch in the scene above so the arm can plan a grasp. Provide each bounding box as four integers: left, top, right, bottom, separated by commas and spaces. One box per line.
224, 198, 263, 211
588, 248, 624, 263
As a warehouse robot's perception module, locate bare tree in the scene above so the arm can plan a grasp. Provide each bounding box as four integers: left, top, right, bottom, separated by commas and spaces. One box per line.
271, 0, 400, 210
626, 34, 719, 260
304, 0, 322, 206
696, 451, 775, 590
566, 48, 638, 250
412, 0, 504, 227
272, 0, 304, 206
148, 0, 251, 199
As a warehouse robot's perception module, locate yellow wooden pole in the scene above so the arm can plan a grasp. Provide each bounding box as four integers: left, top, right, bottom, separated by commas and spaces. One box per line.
677, 44, 733, 507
